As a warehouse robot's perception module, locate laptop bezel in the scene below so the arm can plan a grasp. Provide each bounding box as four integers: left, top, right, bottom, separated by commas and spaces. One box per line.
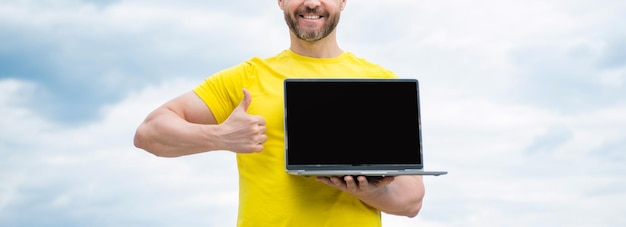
283, 78, 431, 176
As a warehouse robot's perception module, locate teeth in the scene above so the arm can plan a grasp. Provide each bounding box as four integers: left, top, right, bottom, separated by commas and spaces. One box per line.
303, 15, 321, 19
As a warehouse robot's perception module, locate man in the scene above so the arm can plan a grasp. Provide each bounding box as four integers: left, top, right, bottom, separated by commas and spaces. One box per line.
134, 0, 425, 226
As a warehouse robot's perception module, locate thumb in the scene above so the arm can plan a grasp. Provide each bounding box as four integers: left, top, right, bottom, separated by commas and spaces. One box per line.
236, 88, 252, 112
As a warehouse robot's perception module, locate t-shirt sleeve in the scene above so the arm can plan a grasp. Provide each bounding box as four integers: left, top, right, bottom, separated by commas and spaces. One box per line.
193, 61, 256, 123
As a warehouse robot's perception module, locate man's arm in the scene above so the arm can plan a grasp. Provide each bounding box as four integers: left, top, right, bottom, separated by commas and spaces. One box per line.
133, 89, 267, 157
317, 175, 425, 217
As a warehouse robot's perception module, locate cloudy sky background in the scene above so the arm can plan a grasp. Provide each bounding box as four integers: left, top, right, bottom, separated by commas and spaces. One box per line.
1, 0, 625, 226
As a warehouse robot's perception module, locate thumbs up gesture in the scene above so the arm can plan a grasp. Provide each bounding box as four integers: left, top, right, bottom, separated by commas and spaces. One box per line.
218, 89, 268, 153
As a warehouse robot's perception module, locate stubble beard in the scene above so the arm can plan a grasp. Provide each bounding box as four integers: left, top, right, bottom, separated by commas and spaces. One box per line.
284, 8, 340, 42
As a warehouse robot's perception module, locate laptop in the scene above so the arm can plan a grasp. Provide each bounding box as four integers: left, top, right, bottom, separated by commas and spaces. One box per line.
283, 78, 448, 176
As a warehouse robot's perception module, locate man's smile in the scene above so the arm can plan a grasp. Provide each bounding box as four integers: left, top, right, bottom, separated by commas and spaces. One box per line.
301, 15, 323, 20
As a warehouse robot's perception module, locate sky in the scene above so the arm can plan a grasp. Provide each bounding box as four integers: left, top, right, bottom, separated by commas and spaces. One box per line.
1, 0, 625, 226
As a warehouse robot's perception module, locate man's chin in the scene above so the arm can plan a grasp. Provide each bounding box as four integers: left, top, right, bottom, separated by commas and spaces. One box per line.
296, 33, 325, 42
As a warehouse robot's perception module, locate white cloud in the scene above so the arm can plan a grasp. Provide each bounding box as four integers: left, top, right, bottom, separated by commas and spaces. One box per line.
0, 0, 287, 124
0, 78, 239, 226
419, 93, 626, 226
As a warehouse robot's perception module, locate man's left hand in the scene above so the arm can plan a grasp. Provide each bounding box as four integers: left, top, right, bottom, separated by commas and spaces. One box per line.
316, 176, 395, 197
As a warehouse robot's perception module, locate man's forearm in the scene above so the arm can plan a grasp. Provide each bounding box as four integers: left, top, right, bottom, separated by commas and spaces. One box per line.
357, 176, 425, 217
133, 109, 220, 157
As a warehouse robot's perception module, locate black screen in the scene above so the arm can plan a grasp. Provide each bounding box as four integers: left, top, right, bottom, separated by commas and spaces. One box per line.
285, 79, 422, 165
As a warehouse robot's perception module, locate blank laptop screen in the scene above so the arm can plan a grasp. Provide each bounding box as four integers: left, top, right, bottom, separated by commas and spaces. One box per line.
284, 79, 423, 166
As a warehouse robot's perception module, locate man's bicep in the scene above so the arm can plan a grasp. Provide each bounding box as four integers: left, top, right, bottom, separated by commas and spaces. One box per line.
165, 91, 219, 125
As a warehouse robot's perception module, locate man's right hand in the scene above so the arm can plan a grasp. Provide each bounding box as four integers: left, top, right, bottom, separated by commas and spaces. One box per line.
217, 88, 268, 153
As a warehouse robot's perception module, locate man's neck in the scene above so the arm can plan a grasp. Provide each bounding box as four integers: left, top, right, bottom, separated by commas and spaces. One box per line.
288, 31, 343, 58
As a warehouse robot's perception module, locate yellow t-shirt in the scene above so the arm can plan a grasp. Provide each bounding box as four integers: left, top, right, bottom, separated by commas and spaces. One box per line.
194, 50, 397, 227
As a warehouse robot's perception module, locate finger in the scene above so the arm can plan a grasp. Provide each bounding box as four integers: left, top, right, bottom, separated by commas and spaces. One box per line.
316, 176, 331, 184
357, 176, 369, 190
235, 88, 252, 112
257, 116, 266, 126
259, 134, 268, 144
344, 176, 358, 191
249, 131, 265, 151
330, 177, 346, 189
251, 143, 264, 152
259, 125, 267, 134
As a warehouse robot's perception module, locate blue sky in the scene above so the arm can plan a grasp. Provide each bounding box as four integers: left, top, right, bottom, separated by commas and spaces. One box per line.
1, 0, 625, 226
